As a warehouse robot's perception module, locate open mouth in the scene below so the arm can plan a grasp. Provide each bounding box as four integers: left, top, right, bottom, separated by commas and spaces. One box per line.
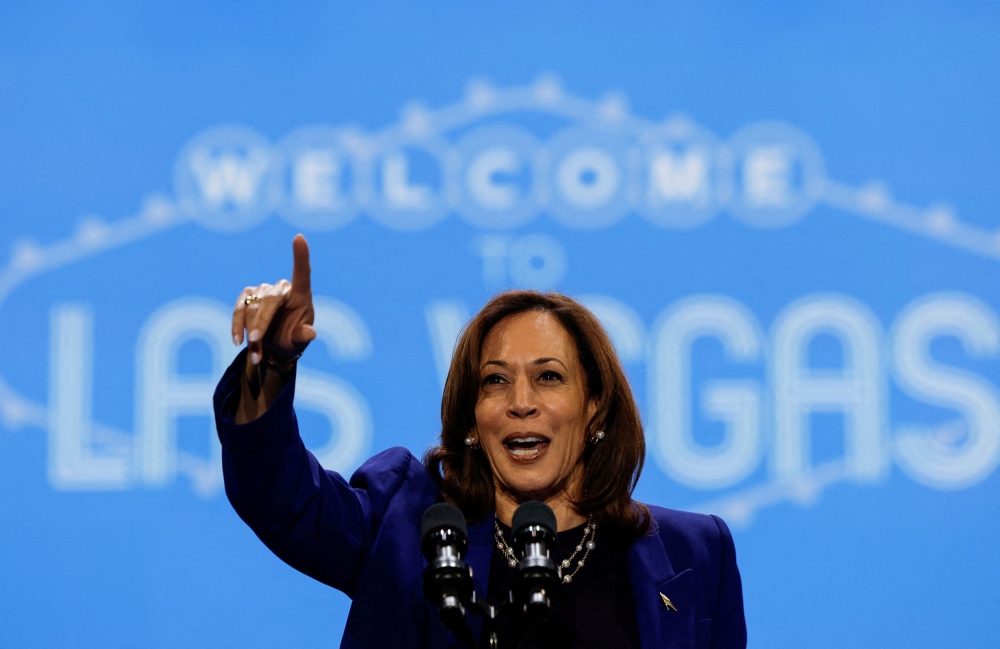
503, 434, 550, 460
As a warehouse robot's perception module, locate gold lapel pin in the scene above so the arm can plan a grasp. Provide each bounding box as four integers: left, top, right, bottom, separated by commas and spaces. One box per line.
659, 592, 678, 612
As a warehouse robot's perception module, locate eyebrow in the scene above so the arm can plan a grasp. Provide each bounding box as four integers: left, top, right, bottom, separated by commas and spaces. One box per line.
481, 358, 568, 370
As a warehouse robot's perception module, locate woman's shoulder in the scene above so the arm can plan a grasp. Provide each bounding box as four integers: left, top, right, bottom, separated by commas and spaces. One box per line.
348, 446, 435, 490
347, 446, 440, 516
645, 504, 729, 534
641, 504, 736, 565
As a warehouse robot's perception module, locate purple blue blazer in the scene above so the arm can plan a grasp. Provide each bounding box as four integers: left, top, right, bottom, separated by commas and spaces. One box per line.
215, 354, 747, 648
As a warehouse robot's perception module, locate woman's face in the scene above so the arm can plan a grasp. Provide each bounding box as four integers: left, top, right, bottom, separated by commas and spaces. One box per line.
474, 311, 597, 502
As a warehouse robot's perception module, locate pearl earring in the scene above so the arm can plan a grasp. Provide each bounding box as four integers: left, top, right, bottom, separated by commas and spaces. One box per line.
465, 435, 478, 449
592, 430, 605, 444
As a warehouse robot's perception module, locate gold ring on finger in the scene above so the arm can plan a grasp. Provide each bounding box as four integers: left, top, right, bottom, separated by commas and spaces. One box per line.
245, 295, 262, 305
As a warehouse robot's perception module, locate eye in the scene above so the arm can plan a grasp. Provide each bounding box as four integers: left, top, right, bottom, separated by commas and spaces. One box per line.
539, 370, 564, 382
482, 373, 507, 386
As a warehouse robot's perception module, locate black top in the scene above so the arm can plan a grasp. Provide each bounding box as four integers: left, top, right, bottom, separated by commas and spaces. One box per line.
482, 521, 641, 649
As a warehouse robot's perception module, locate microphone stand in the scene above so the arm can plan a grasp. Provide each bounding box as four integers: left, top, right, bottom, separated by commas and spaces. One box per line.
440, 588, 514, 649
447, 584, 556, 649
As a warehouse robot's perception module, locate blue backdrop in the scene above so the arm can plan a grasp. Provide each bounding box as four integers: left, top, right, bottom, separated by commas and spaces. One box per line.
2, 2, 999, 647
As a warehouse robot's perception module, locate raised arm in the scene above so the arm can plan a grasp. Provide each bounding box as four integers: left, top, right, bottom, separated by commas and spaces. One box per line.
217, 234, 386, 594
231, 234, 317, 423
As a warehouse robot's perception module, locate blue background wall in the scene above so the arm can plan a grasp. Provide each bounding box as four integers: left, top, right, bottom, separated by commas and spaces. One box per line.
1, 2, 999, 647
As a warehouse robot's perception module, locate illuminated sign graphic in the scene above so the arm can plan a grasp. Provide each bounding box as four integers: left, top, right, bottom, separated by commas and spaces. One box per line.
2, 77, 997, 526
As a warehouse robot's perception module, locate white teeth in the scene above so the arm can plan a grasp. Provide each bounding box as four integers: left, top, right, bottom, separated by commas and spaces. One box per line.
505, 436, 548, 457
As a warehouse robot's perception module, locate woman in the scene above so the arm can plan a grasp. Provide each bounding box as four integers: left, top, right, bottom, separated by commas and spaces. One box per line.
215, 235, 746, 648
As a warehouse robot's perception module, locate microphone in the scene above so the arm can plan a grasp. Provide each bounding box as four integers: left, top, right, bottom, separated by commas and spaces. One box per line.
420, 503, 474, 625
511, 501, 560, 615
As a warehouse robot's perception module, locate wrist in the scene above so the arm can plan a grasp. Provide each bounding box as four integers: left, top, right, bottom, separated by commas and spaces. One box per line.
264, 351, 302, 374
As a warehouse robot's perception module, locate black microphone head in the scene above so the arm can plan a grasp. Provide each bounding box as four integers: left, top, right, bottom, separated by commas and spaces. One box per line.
512, 501, 557, 537
420, 503, 468, 560
421, 502, 467, 539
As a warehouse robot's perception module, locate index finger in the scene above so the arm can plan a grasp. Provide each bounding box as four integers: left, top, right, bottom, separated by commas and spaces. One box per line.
290, 233, 311, 294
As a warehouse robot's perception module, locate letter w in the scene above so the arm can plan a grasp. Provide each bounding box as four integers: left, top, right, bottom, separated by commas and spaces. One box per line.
188, 147, 270, 207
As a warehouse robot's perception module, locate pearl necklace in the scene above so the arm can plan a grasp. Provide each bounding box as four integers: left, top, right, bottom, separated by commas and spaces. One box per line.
494, 517, 597, 584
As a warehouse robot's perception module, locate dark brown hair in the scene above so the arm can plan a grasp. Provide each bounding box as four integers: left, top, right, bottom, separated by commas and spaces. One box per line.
423, 290, 650, 542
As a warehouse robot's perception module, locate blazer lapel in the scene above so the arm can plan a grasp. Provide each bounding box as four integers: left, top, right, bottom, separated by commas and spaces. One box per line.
464, 513, 495, 643
628, 521, 697, 648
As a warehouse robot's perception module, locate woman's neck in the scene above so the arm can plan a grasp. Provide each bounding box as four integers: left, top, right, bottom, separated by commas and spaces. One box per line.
493, 487, 587, 532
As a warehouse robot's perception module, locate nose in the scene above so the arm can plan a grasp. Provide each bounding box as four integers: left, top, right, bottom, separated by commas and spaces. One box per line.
507, 375, 538, 419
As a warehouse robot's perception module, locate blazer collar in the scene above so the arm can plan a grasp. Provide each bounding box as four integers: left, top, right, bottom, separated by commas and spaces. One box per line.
627, 518, 696, 648
628, 517, 675, 584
